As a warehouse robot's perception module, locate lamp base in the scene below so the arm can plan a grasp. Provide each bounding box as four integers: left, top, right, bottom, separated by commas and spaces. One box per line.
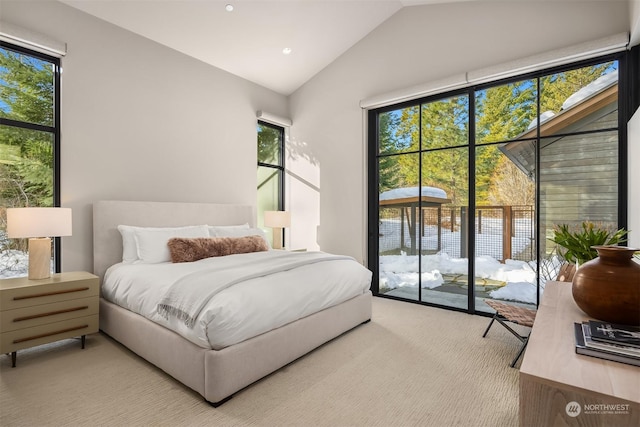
272, 227, 283, 250
28, 237, 52, 280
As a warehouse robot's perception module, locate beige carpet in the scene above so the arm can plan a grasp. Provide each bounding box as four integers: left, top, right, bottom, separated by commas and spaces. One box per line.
0, 297, 523, 426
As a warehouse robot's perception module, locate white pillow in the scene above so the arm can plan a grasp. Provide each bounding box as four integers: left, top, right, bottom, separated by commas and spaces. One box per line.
209, 227, 272, 249
117, 225, 210, 263
207, 223, 250, 236
134, 225, 210, 264
117, 225, 145, 263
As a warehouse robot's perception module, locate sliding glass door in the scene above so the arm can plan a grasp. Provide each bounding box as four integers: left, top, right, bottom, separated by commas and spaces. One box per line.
368, 55, 624, 313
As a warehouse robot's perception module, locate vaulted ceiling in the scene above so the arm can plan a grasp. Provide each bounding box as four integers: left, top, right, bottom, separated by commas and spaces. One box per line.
59, 0, 475, 95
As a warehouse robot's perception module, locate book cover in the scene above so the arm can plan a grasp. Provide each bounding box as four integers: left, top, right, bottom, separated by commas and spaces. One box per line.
588, 320, 640, 348
573, 323, 640, 367
581, 323, 640, 358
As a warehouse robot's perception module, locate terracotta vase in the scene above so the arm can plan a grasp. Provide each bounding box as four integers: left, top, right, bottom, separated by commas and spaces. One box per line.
571, 246, 640, 326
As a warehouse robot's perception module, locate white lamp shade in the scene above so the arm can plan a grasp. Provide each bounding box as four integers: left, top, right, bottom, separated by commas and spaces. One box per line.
264, 210, 291, 228
7, 207, 72, 238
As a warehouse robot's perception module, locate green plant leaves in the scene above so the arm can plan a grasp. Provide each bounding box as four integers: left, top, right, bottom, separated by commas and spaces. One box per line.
550, 222, 628, 265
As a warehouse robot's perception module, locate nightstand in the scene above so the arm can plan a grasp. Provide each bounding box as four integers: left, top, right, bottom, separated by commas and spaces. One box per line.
0, 271, 99, 367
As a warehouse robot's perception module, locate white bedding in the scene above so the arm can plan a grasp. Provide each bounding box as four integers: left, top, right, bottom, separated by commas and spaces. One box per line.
102, 250, 372, 350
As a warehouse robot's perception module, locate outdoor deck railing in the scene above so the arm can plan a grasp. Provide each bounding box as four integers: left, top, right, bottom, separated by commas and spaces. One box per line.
379, 205, 535, 262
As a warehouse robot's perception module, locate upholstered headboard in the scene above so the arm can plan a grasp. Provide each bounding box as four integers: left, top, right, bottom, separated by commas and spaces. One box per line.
92, 200, 255, 280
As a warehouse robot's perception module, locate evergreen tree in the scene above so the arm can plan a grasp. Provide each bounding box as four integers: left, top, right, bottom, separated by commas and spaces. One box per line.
394, 96, 470, 204
0, 48, 55, 208
476, 81, 536, 144
257, 124, 281, 165
377, 112, 402, 193
376, 62, 615, 208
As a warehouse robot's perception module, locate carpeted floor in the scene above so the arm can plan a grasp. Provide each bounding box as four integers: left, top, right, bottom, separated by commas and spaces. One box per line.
0, 297, 522, 426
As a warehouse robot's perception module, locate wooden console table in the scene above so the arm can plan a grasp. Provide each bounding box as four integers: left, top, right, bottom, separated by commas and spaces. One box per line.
519, 281, 639, 426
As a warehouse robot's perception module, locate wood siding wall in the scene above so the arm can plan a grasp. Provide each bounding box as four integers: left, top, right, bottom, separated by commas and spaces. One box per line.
540, 108, 618, 250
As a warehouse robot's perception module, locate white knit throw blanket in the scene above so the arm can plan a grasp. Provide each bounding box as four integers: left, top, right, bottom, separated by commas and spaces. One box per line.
157, 251, 352, 328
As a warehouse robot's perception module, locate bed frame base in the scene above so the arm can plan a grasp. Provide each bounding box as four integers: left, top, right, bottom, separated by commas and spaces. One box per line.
99, 292, 372, 404
207, 395, 234, 407
203, 317, 372, 407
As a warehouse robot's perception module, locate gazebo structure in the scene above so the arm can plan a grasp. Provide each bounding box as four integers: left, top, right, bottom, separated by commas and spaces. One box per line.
379, 186, 451, 255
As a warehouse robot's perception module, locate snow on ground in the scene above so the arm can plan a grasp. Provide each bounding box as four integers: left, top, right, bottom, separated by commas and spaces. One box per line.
379, 252, 546, 302
378, 216, 559, 304
0, 249, 29, 278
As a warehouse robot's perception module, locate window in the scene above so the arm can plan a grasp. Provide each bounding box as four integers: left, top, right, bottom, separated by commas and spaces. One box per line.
368, 54, 625, 314
0, 42, 60, 278
257, 120, 285, 245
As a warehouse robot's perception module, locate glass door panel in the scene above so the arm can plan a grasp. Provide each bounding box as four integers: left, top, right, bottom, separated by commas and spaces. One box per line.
378, 154, 420, 301
420, 148, 468, 308
474, 143, 536, 313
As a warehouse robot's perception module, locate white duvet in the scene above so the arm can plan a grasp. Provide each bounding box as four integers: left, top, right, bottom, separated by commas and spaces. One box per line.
102, 250, 372, 350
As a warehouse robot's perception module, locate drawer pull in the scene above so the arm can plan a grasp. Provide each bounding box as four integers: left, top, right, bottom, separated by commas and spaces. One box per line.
13, 306, 89, 322
13, 324, 89, 344
13, 287, 90, 301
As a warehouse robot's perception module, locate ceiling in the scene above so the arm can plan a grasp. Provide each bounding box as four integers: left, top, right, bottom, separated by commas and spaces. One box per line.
59, 0, 471, 95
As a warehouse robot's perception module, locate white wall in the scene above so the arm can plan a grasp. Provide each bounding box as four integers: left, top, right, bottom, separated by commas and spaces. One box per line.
289, 0, 630, 263
631, 0, 640, 46
1, 0, 288, 273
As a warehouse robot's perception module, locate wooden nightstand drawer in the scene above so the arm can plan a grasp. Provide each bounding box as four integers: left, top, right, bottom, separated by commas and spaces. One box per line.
0, 274, 99, 311
0, 272, 100, 366
0, 315, 99, 354
0, 297, 99, 333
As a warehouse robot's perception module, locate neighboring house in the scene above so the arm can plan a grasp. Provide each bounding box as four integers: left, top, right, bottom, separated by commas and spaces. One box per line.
501, 72, 620, 252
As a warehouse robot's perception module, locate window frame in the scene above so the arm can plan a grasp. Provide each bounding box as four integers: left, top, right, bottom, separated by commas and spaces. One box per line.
257, 120, 285, 211
0, 41, 62, 272
367, 52, 628, 313
257, 120, 286, 247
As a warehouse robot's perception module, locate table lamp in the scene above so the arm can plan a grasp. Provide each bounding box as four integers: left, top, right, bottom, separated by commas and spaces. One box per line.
264, 210, 290, 250
7, 207, 72, 279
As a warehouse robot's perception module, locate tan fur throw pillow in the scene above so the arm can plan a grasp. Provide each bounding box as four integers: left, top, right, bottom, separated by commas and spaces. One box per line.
167, 235, 269, 263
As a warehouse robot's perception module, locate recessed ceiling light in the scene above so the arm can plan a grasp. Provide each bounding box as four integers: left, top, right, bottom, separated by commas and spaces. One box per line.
225, 4, 234, 12
282, 48, 292, 55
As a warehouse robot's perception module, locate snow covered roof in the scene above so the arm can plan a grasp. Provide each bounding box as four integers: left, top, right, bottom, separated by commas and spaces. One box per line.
524, 70, 618, 131
526, 110, 555, 131
562, 71, 618, 111
380, 186, 448, 201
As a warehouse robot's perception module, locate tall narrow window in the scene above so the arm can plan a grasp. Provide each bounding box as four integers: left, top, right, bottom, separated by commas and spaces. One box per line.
257, 121, 285, 246
368, 55, 625, 314
0, 42, 60, 278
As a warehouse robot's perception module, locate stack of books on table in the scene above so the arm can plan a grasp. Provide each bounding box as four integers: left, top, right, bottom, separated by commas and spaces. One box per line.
573, 320, 640, 367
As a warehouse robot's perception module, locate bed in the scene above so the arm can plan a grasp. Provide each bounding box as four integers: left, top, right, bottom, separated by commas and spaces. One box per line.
93, 200, 372, 406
